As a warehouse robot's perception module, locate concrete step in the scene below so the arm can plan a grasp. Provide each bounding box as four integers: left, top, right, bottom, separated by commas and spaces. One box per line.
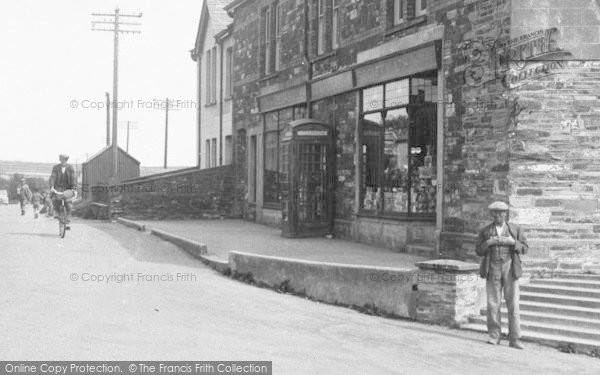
461, 323, 600, 352
528, 277, 600, 289
515, 300, 600, 320
522, 283, 600, 299
552, 273, 600, 281
468, 315, 600, 341
477, 308, 600, 330
521, 291, 600, 309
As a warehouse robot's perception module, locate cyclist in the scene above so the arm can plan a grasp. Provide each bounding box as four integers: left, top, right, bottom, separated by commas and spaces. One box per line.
49, 153, 77, 229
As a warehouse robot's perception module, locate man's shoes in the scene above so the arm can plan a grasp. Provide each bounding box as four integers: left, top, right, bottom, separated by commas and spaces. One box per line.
487, 337, 501, 345
65, 225, 71, 230
34, 213, 38, 219
509, 340, 525, 349
21, 211, 25, 215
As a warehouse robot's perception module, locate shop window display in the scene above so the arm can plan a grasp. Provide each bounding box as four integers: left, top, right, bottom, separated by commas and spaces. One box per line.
360, 71, 437, 217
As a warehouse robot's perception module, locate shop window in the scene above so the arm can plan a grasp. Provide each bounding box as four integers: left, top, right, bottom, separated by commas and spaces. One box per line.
360, 71, 437, 217
263, 105, 306, 205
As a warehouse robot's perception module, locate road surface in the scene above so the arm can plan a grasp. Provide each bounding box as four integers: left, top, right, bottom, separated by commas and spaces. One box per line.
0, 205, 598, 374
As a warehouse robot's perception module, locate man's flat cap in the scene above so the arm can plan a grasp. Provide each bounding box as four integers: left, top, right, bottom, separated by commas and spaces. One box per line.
488, 201, 509, 211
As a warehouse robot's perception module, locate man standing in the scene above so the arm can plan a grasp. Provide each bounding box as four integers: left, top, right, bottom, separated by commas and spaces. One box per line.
49, 154, 77, 228
17, 178, 32, 215
476, 201, 528, 349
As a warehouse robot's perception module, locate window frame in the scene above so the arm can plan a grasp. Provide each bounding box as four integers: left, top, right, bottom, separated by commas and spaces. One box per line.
317, 0, 325, 55
415, 0, 427, 17
393, 0, 404, 25
332, 0, 340, 49
211, 46, 217, 102
205, 49, 211, 104
263, 105, 307, 206
225, 47, 233, 98
264, 6, 272, 75
359, 72, 438, 219
275, 2, 282, 70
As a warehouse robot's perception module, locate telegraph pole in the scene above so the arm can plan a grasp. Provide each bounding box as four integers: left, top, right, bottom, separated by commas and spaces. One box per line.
105, 92, 111, 146
118, 121, 138, 153
92, 8, 141, 182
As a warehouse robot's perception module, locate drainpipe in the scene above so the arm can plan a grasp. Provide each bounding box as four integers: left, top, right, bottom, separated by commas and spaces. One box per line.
190, 48, 203, 168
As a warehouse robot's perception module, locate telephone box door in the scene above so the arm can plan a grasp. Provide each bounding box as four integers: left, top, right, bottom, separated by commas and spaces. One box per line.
281, 119, 333, 238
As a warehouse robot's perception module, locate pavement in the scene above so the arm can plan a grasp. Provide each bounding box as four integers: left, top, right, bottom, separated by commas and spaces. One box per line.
2, 205, 599, 373
133, 219, 429, 269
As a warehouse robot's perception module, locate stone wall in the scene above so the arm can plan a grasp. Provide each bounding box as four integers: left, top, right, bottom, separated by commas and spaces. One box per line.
437, 0, 514, 260
510, 61, 600, 271
108, 165, 235, 220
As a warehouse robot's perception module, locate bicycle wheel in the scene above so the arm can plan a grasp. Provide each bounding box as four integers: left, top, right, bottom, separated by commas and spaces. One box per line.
59, 204, 66, 238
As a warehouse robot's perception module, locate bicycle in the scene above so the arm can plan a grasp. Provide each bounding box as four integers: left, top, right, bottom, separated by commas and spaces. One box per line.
53, 189, 74, 238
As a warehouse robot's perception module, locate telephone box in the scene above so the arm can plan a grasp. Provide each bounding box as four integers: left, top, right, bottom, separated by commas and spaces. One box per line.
281, 119, 334, 238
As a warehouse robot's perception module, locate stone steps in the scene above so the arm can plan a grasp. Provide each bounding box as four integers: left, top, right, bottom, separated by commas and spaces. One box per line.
476, 308, 600, 330
528, 277, 600, 289
521, 291, 600, 309
463, 274, 600, 353
468, 315, 600, 342
461, 323, 600, 351
405, 243, 435, 257
522, 284, 600, 299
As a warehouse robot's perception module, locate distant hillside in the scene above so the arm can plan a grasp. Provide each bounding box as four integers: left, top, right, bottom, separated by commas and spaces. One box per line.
0, 160, 81, 179
0, 160, 193, 180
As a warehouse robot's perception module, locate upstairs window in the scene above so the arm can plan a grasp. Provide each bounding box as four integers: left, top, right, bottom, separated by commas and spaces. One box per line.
415, 0, 427, 17
275, 2, 282, 70
225, 47, 233, 98
211, 46, 217, 102
205, 49, 211, 104
332, 0, 340, 49
317, 0, 325, 55
393, 0, 404, 25
263, 6, 272, 75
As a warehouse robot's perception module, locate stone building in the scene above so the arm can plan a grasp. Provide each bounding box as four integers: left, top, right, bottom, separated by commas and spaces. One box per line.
191, 0, 235, 169
222, 0, 600, 271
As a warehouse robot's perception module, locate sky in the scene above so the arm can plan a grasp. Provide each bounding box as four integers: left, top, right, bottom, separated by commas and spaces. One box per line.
0, 0, 204, 167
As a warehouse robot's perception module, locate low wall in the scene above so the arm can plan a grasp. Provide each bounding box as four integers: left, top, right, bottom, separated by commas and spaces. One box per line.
229, 251, 418, 319
99, 165, 235, 220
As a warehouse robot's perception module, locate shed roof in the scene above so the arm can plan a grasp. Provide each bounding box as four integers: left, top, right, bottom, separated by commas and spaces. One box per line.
82, 146, 140, 166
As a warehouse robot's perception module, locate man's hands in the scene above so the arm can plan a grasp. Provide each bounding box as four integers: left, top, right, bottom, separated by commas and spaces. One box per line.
486, 236, 516, 248
50, 187, 57, 194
